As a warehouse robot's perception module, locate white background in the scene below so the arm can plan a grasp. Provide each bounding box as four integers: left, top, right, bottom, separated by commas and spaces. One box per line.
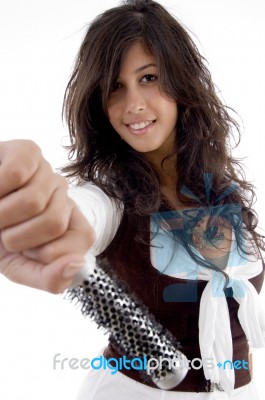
0, 0, 265, 399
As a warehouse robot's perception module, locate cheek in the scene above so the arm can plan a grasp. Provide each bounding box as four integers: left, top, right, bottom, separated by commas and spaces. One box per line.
165, 100, 178, 124
152, 91, 177, 116
173, 105, 178, 124
159, 100, 178, 125
106, 109, 115, 127
107, 103, 120, 126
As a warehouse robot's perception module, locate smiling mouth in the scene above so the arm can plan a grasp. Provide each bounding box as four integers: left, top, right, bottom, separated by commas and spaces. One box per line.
128, 120, 155, 130
126, 120, 156, 137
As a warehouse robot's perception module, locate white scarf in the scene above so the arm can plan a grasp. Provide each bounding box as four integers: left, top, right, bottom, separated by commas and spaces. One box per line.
150, 224, 265, 393
199, 245, 265, 393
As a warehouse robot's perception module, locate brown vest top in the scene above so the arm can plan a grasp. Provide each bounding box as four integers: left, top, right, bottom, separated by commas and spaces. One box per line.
99, 209, 264, 392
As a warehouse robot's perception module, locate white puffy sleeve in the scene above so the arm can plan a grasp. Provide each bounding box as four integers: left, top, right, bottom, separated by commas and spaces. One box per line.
68, 181, 123, 256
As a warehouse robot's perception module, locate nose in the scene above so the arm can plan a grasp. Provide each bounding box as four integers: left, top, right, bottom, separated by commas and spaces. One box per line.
124, 87, 146, 114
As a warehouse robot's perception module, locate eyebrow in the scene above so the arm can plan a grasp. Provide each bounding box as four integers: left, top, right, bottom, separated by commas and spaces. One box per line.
134, 63, 157, 74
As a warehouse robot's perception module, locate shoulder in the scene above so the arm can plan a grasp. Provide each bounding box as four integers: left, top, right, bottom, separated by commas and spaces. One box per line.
69, 180, 124, 212
68, 180, 124, 255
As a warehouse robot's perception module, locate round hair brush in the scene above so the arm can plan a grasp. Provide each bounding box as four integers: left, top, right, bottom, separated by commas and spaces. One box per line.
67, 255, 188, 390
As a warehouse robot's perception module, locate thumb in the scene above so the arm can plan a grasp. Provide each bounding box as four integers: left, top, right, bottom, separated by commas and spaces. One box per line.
0, 252, 86, 294
35, 254, 86, 293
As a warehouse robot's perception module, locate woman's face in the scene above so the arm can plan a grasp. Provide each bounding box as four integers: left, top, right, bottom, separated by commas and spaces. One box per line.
107, 42, 178, 165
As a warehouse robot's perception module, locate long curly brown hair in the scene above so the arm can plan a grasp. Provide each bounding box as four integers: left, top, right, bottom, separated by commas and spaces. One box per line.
62, 0, 264, 272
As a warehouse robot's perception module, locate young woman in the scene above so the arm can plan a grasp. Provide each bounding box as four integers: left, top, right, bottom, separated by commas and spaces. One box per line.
0, 0, 264, 399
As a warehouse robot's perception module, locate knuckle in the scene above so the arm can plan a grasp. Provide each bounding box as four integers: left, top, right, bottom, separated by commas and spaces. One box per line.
6, 166, 27, 187
1, 230, 18, 252
24, 193, 46, 214
24, 140, 42, 154
37, 243, 58, 264
47, 215, 68, 237
55, 174, 68, 191
15, 140, 42, 163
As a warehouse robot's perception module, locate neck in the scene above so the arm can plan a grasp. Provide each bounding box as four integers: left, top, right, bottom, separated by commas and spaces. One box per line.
149, 155, 177, 189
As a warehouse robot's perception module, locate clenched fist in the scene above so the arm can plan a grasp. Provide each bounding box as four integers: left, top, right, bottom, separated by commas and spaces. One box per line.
0, 140, 95, 293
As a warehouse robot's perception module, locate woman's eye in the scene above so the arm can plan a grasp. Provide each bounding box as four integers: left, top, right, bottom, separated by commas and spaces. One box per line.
111, 82, 122, 92
142, 74, 158, 82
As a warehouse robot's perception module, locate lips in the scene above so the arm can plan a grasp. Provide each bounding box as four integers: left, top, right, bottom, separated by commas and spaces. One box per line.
126, 119, 156, 136
128, 120, 153, 130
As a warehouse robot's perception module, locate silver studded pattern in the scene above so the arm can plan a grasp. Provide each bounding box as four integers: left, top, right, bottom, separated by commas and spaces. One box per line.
67, 259, 187, 388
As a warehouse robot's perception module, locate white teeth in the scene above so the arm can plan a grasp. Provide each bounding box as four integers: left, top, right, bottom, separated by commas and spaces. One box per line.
129, 121, 153, 130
